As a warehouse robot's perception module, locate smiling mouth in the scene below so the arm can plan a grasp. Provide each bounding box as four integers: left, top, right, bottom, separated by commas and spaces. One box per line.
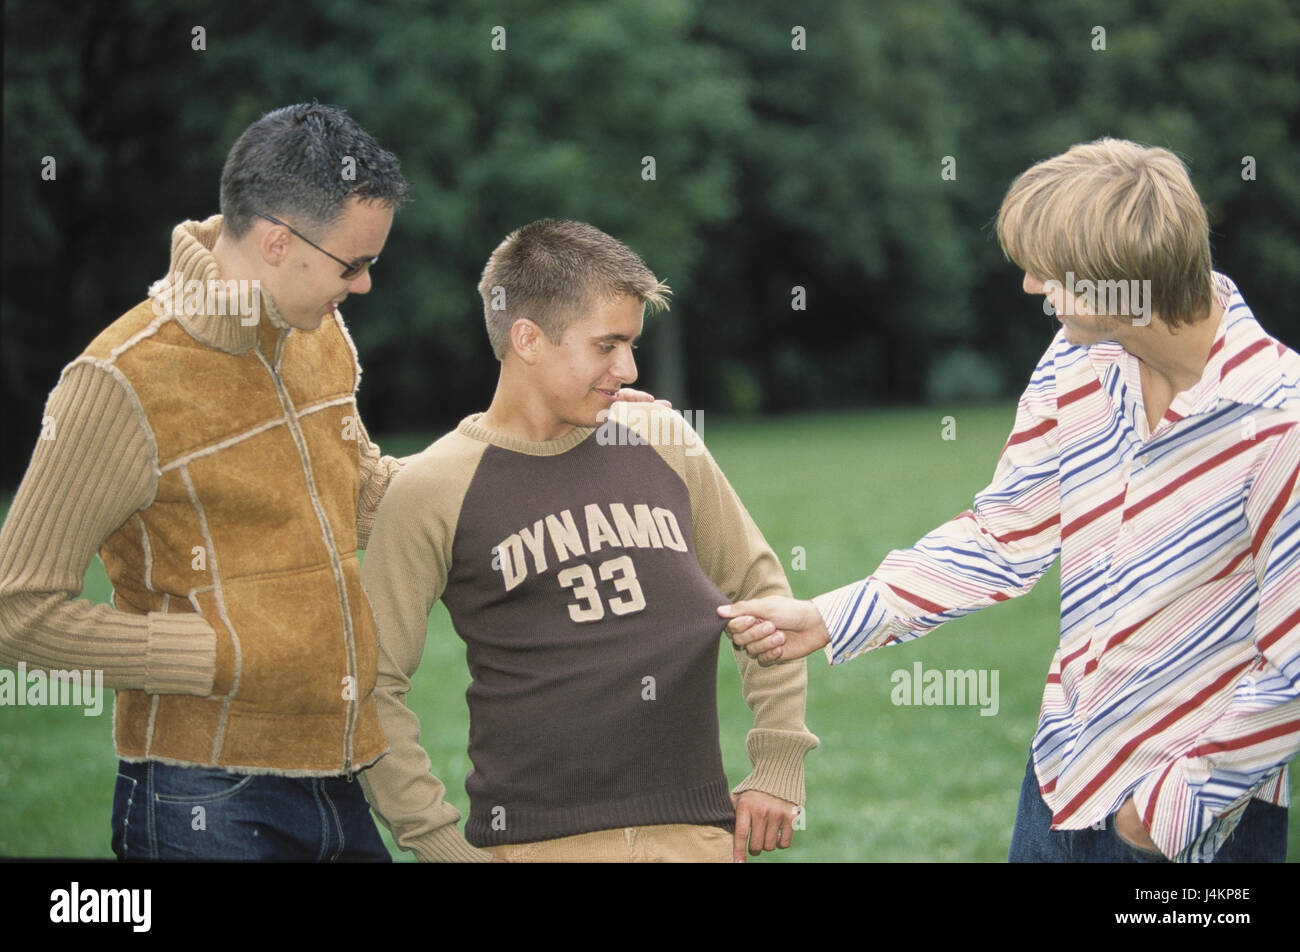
594, 387, 619, 399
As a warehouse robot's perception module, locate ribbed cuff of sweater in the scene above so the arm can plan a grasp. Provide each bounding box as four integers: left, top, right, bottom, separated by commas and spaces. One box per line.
411, 825, 496, 863
145, 613, 218, 696
731, 728, 819, 805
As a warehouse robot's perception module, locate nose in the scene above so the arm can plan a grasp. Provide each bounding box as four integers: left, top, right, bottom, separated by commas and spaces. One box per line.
1023, 273, 1044, 294
347, 268, 373, 295
613, 344, 638, 385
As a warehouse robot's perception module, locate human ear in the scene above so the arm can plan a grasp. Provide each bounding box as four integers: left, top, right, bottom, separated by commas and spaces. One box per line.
511, 319, 543, 365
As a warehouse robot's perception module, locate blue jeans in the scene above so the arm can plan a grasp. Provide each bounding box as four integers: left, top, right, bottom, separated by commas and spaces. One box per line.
1008, 757, 1287, 862
112, 759, 391, 862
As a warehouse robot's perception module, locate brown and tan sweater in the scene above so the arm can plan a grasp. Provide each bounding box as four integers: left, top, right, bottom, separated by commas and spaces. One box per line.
0, 215, 401, 775
359, 404, 818, 862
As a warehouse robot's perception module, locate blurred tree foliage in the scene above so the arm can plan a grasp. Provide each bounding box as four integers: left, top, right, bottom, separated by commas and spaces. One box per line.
4, 0, 1298, 484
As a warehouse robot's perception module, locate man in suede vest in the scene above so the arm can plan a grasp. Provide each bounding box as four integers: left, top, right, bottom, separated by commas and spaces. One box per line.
0, 103, 411, 861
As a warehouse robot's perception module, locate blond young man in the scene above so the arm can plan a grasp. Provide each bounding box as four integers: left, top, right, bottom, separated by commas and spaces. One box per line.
359, 219, 817, 862
722, 139, 1299, 863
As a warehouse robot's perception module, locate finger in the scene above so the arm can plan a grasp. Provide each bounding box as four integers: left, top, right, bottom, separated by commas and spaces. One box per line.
744, 812, 767, 856
722, 614, 761, 637
733, 802, 751, 863
762, 812, 781, 853
738, 629, 786, 654
653, 398, 673, 409
722, 595, 769, 616
757, 645, 786, 666
615, 387, 654, 402
729, 621, 780, 648
729, 620, 784, 647
780, 810, 796, 849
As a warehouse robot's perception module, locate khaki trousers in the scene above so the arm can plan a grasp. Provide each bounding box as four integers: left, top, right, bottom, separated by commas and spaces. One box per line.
484, 823, 732, 862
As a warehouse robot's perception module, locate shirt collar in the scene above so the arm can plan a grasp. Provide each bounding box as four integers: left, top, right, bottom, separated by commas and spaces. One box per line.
1085, 273, 1296, 420
1184, 273, 1294, 413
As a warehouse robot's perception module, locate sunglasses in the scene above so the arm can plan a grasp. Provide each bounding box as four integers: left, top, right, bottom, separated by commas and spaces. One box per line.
253, 211, 379, 280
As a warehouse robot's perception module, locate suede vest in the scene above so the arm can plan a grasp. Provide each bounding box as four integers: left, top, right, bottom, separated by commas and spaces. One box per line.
87, 291, 385, 775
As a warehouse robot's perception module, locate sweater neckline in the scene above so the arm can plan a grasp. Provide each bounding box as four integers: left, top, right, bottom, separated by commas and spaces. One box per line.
457, 413, 596, 456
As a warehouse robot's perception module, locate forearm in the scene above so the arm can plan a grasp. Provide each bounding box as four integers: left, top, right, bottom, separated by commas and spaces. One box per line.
0, 360, 215, 694
695, 453, 819, 803
1133, 686, 1300, 862
730, 647, 819, 804
813, 352, 1064, 665
359, 685, 491, 862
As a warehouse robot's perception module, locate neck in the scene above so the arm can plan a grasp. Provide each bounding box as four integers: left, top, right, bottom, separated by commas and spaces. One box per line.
1126, 302, 1223, 394
210, 228, 254, 283
478, 372, 574, 443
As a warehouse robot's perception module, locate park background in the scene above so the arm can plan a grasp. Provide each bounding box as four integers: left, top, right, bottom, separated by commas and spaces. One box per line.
2, 0, 1299, 861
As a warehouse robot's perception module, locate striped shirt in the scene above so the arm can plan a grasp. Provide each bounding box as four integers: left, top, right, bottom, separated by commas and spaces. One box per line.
813, 274, 1300, 862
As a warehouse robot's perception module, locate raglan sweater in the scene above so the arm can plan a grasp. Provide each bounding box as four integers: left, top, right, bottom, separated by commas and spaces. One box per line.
0, 215, 401, 775
359, 403, 818, 861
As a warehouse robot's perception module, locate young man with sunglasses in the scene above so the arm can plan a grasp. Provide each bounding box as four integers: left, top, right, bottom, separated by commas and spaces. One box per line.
0, 103, 411, 861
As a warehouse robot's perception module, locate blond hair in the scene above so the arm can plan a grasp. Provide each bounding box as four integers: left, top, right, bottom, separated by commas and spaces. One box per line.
477, 219, 670, 359
997, 138, 1213, 327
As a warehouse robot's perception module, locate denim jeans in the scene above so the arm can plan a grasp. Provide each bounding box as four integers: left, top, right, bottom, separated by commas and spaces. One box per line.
112, 759, 391, 862
1008, 757, 1287, 862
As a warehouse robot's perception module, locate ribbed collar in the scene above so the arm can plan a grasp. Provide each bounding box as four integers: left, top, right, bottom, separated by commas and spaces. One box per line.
457, 413, 596, 456
149, 214, 290, 356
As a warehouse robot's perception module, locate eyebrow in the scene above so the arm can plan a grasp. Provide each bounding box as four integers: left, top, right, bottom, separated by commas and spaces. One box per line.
591, 332, 640, 343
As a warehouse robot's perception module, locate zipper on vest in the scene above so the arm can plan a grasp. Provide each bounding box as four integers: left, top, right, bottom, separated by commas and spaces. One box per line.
257, 350, 361, 773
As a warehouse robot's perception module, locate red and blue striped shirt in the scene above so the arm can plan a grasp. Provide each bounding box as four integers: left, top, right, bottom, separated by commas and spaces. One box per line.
813, 275, 1300, 861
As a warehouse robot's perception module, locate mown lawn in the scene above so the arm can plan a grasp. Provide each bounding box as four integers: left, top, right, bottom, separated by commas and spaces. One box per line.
2, 405, 1296, 861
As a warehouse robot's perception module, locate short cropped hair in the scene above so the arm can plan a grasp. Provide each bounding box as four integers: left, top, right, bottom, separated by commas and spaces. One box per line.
220, 103, 410, 240
477, 219, 671, 360
996, 138, 1213, 327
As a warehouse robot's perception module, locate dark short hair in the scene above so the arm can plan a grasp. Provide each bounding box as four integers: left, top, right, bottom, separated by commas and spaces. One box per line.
219, 103, 410, 239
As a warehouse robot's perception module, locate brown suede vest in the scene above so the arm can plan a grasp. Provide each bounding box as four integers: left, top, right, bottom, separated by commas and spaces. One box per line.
86, 274, 385, 775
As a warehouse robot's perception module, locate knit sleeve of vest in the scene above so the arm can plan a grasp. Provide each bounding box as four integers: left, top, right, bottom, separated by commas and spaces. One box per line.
358, 429, 494, 862
354, 412, 403, 551
0, 359, 217, 696
610, 402, 819, 806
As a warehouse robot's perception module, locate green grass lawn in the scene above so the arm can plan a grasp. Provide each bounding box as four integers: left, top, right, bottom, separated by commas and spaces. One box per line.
2, 405, 1297, 861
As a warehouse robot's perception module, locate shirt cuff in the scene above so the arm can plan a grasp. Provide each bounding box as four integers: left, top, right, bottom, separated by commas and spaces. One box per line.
731, 728, 820, 805
410, 825, 496, 863
145, 612, 218, 696
813, 581, 910, 666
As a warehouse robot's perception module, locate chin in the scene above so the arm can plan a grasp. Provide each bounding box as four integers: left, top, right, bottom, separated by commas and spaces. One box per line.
287, 314, 325, 332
